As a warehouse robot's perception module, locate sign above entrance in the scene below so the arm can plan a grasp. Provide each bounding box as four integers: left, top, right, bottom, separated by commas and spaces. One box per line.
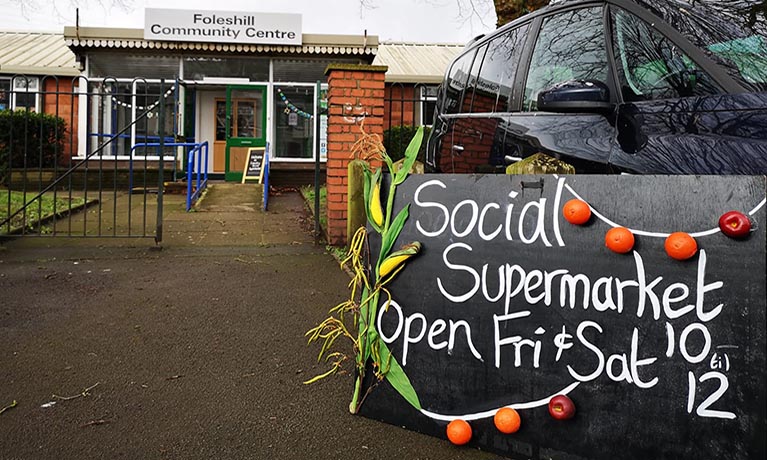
145, 8, 302, 46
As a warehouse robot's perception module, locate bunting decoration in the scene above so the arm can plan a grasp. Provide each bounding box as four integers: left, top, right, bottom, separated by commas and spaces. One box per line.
111, 88, 174, 118
277, 88, 313, 119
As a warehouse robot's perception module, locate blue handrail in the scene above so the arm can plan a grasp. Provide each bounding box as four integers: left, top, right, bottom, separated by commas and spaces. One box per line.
186, 142, 210, 211
263, 142, 270, 211
126, 142, 208, 211
129, 142, 200, 189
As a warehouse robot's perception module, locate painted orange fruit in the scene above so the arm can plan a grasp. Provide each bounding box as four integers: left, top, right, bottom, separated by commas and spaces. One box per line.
446, 419, 472, 445
494, 407, 521, 434
562, 199, 592, 225
665, 232, 698, 260
605, 227, 635, 254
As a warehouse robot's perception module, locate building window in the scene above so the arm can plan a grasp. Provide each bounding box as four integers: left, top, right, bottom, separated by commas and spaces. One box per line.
88, 53, 180, 80
88, 79, 176, 158
419, 85, 438, 126
0, 77, 39, 111
0, 79, 8, 110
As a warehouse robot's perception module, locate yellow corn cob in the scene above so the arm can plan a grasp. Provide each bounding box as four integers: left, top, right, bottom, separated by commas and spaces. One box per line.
378, 242, 421, 278
378, 254, 410, 278
370, 183, 384, 227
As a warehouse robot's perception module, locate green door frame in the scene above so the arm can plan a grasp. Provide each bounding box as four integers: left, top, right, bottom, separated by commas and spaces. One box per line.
225, 84, 267, 182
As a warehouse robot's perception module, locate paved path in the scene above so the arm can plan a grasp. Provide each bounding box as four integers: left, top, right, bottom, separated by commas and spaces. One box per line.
0, 184, 496, 460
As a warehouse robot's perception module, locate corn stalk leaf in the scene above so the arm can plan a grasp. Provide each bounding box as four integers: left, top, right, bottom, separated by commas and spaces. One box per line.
378, 339, 421, 410
303, 367, 339, 385
393, 126, 424, 185
378, 204, 409, 266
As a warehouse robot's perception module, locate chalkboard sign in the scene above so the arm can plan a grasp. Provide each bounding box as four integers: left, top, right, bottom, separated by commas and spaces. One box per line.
241, 147, 265, 184
359, 175, 766, 460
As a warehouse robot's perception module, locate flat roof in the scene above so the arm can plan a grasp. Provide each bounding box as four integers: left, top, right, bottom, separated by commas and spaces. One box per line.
0, 32, 79, 76
63, 27, 379, 57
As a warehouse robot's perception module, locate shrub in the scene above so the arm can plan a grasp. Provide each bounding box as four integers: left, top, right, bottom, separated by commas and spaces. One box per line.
0, 109, 67, 186
383, 125, 431, 163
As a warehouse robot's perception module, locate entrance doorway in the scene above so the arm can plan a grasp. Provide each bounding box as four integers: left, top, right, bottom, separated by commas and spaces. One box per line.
206, 85, 267, 181
225, 85, 266, 181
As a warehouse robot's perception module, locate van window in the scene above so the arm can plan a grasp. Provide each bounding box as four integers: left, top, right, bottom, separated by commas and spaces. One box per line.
443, 49, 477, 114
523, 7, 609, 111
472, 25, 529, 113
632, 0, 767, 92
612, 8, 722, 101
465, 44, 488, 112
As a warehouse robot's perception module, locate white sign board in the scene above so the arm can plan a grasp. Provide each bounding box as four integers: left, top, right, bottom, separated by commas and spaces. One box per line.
145, 8, 302, 45
319, 114, 328, 161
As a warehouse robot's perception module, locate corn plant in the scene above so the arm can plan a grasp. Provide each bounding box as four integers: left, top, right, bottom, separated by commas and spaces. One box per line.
305, 126, 424, 414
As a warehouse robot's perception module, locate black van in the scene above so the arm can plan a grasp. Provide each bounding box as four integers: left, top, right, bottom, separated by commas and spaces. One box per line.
425, 0, 767, 174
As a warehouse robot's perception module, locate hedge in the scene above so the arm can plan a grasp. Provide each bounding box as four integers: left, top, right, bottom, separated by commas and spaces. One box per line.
383, 125, 432, 163
0, 110, 66, 186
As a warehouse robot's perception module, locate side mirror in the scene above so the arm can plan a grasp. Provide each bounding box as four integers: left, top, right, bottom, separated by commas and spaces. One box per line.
537, 80, 614, 113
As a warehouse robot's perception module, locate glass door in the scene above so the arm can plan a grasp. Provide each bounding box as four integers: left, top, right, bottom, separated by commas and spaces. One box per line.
225, 85, 267, 181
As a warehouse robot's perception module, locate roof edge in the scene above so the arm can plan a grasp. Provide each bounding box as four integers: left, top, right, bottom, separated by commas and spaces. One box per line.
63, 27, 379, 47
0, 65, 80, 77
384, 74, 443, 84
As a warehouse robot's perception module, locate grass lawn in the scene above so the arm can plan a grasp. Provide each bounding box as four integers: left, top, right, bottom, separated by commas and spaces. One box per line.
0, 190, 86, 234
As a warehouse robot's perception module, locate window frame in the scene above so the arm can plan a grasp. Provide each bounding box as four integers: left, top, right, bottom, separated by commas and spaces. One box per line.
85, 78, 177, 161
418, 85, 438, 126
0, 76, 40, 111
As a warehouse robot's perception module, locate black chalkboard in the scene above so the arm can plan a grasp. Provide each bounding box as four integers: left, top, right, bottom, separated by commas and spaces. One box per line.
359, 174, 766, 460
242, 148, 265, 184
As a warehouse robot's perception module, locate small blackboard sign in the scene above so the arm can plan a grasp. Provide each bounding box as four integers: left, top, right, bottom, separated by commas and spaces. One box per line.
360, 174, 766, 460
241, 148, 265, 184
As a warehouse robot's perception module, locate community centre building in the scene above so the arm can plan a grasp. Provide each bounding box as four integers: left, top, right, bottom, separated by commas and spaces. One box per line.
1, 8, 462, 185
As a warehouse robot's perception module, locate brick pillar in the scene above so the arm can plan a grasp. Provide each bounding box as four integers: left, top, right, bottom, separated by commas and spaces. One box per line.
324, 64, 387, 246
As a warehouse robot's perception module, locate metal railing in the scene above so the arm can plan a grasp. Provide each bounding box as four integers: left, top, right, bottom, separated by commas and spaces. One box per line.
186, 141, 209, 211
1, 76, 172, 241
383, 82, 435, 162
262, 142, 270, 211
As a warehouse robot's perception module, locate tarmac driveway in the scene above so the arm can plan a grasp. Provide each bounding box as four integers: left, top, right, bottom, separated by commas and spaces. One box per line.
0, 189, 496, 460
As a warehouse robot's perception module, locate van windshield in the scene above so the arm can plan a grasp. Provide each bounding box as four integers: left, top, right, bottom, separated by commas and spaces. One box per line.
635, 0, 767, 91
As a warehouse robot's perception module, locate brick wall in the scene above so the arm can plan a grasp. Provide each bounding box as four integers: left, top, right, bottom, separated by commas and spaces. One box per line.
42, 77, 79, 160
324, 64, 387, 246
384, 84, 417, 129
